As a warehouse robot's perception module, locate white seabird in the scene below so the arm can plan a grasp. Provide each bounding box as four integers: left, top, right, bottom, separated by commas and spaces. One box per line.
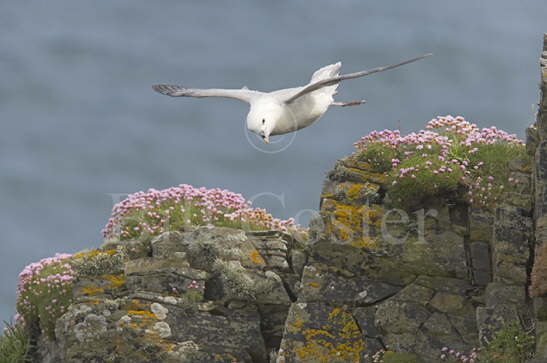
153, 54, 431, 143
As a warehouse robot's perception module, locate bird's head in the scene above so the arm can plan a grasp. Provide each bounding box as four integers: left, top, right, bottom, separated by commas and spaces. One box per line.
247, 101, 283, 144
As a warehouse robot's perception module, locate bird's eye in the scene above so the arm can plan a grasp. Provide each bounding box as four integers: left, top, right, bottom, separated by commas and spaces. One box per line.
262, 119, 265, 125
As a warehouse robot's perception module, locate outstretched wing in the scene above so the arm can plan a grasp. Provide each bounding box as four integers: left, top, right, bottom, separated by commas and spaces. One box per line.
284, 53, 432, 104
152, 84, 262, 104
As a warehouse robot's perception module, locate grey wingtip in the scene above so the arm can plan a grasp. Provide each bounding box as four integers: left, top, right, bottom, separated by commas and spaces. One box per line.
152, 84, 170, 95
152, 84, 183, 97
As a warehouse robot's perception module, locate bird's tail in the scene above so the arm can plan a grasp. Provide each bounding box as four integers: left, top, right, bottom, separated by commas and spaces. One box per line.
310, 62, 341, 97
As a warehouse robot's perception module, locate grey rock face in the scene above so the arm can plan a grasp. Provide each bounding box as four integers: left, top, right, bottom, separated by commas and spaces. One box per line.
34, 227, 303, 363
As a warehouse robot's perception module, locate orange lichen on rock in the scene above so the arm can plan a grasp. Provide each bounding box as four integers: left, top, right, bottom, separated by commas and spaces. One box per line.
291, 307, 364, 363
73, 249, 117, 259
81, 286, 105, 296
249, 250, 265, 264
102, 274, 125, 289
346, 184, 364, 201
127, 310, 157, 320
323, 200, 383, 244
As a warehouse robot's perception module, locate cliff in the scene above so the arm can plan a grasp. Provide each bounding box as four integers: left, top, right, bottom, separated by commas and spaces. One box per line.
2, 34, 547, 363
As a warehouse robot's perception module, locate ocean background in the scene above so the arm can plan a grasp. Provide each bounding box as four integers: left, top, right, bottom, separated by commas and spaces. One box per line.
1, 1, 546, 321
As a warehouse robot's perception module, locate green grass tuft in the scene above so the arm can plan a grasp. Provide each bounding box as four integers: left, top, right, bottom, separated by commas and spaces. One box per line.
477, 321, 535, 363
0, 321, 29, 363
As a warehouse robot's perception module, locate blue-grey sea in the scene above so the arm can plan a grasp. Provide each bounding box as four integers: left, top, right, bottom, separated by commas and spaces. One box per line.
1, 1, 546, 322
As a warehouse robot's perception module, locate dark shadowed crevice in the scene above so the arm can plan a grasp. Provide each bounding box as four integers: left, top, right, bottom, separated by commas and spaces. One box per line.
526, 236, 536, 302
279, 277, 297, 303
247, 348, 269, 363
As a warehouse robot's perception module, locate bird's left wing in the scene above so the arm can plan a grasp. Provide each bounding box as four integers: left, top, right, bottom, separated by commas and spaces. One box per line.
283, 53, 432, 104
152, 85, 262, 104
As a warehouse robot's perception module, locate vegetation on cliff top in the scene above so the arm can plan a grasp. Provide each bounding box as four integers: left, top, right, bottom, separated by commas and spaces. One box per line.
102, 184, 303, 241
354, 115, 527, 210
439, 321, 534, 362
15, 253, 75, 340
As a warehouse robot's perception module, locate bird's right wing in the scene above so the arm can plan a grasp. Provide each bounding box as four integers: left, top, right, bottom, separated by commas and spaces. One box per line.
152, 85, 263, 104
283, 54, 432, 104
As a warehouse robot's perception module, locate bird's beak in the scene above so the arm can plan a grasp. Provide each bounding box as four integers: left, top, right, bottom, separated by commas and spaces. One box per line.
259, 131, 269, 144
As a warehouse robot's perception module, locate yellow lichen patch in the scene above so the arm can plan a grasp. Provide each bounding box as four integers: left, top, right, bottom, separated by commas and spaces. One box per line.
102, 274, 125, 289
291, 308, 364, 363
127, 310, 157, 320
328, 308, 341, 320
320, 192, 336, 200
74, 250, 101, 259
334, 204, 362, 230
322, 199, 383, 247
72, 252, 86, 259
249, 250, 265, 264
302, 329, 336, 340
331, 203, 375, 238
335, 312, 362, 340
125, 299, 151, 311
287, 318, 305, 335
366, 183, 379, 190
308, 282, 321, 288
73, 249, 117, 259
334, 202, 383, 229
81, 286, 105, 296
346, 184, 364, 201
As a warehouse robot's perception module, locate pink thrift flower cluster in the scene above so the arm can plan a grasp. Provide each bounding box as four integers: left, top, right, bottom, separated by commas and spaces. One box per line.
426, 116, 523, 146
353, 115, 525, 209
440, 346, 480, 362
102, 184, 299, 240
364, 348, 389, 362
186, 280, 204, 290
16, 253, 74, 338
354, 115, 522, 155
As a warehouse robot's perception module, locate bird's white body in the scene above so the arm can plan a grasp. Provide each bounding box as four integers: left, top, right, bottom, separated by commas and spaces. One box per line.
261, 88, 333, 135
246, 62, 341, 139
152, 54, 431, 143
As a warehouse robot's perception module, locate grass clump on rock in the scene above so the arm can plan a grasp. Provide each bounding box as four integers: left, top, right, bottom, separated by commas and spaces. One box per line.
0, 320, 29, 363
478, 321, 534, 362
353, 115, 527, 210
102, 184, 302, 241
440, 321, 534, 362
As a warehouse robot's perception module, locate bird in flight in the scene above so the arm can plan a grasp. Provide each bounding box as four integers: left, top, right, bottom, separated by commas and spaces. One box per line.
153, 54, 431, 144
